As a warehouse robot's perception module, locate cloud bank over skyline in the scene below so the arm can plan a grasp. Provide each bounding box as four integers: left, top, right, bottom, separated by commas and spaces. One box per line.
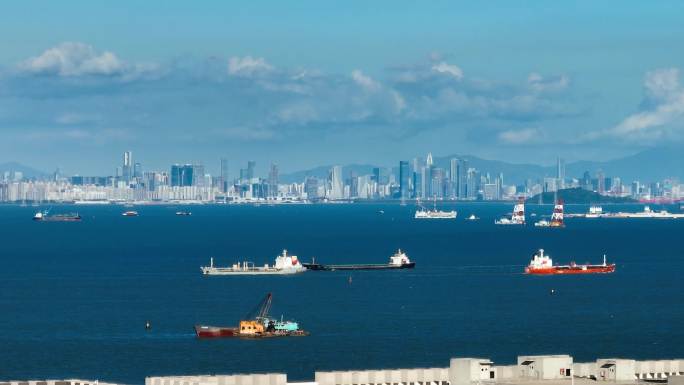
1, 1, 683, 175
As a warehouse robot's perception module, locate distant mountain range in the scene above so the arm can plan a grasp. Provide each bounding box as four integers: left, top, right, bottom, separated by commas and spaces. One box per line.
2, 147, 682, 184
280, 147, 684, 185
0, 162, 48, 179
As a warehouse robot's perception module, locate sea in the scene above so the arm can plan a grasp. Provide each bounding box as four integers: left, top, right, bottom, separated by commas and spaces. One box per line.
0, 202, 683, 384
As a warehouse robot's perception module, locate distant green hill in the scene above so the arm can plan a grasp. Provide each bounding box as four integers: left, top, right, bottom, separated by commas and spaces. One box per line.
526, 188, 636, 204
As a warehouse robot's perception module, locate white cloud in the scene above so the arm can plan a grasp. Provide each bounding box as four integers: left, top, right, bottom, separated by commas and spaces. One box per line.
498, 127, 543, 145
351, 70, 380, 91
19, 42, 126, 76
527, 73, 569, 92
431, 62, 463, 80
610, 68, 684, 140
227, 56, 273, 76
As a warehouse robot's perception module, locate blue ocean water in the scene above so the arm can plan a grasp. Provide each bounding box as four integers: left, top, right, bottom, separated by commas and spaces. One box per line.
1, 203, 683, 383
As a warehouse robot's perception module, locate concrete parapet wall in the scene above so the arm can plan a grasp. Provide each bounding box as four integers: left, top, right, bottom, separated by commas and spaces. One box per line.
0, 380, 119, 385
145, 374, 286, 385
314, 368, 449, 385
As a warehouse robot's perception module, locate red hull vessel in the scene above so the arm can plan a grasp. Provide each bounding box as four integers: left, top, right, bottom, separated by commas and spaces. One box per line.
525, 249, 615, 275
195, 324, 238, 338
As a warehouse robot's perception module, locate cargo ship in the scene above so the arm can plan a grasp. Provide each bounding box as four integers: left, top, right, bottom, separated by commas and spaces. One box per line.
303, 249, 415, 271
194, 293, 308, 338
534, 200, 564, 227
414, 197, 457, 219
495, 198, 525, 225
33, 210, 82, 222
201, 249, 306, 275
524, 249, 615, 275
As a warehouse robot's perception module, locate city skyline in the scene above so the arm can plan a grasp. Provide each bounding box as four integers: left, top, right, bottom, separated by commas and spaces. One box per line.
2, 1, 684, 174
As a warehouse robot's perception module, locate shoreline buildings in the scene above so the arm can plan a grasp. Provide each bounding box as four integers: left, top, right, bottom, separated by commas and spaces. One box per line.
1, 152, 683, 203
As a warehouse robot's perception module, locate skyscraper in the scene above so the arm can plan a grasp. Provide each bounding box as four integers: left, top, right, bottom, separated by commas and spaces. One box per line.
220, 158, 229, 192
329, 165, 343, 199
457, 159, 468, 199
556, 157, 565, 189
122, 151, 133, 182
247, 161, 256, 180
268, 163, 279, 198
449, 158, 458, 198
399, 161, 410, 199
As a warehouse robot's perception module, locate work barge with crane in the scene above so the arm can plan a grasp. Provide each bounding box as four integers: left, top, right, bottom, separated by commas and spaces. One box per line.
194, 293, 308, 338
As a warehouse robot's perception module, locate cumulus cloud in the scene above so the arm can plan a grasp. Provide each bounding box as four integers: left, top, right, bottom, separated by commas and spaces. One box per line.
227, 56, 273, 76
498, 127, 544, 145
527, 73, 569, 92
19, 42, 126, 76
351, 70, 380, 91
431, 61, 463, 80
609, 68, 684, 140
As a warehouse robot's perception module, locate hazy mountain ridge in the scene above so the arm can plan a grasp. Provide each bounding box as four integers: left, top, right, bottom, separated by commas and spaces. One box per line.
0, 162, 48, 179
280, 147, 684, 185
3, 147, 683, 184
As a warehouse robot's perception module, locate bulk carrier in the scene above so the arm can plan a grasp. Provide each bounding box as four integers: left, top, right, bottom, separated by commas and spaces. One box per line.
303, 249, 415, 271
33, 210, 81, 222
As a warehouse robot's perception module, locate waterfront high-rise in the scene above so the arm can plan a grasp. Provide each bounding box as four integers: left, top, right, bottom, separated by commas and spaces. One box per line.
329, 166, 344, 199
122, 151, 133, 182
220, 158, 229, 192
399, 161, 410, 199
268, 163, 279, 198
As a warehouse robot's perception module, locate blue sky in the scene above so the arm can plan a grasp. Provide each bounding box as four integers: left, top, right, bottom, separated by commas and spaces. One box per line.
1, 1, 684, 176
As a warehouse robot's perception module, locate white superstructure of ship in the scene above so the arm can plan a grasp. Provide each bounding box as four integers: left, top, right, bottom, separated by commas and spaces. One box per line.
495, 198, 525, 225
201, 249, 307, 275
585, 205, 603, 218
414, 197, 457, 219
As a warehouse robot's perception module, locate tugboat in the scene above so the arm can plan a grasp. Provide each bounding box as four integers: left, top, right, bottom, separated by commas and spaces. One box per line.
303, 249, 415, 271
524, 249, 615, 275
535, 200, 564, 227
465, 214, 480, 221
201, 249, 306, 275
194, 293, 308, 338
495, 198, 525, 225
33, 210, 82, 222
414, 197, 457, 219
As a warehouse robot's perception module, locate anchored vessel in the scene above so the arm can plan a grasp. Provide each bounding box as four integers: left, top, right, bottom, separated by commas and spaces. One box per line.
33, 210, 81, 222
303, 249, 415, 271
195, 293, 308, 338
122, 211, 139, 217
525, 249, 615, 275
535, 200, 565, 227
495, 198, 525, 225
465, 214, 480, 221
414, 198, 457, 219
175, 211, 192, 216
201, 249, 306, 275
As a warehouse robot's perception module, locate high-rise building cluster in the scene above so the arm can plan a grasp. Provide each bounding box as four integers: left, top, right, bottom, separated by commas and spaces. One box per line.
0, 151, 682, 203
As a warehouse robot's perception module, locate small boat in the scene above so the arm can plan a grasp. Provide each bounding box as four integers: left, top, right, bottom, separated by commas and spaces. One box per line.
195, 293, 308, 339
33, 210, 82, 222
525, 249, 615, 275
175, 211, 192, 216
414, 197, 457, 219
201, 249, 306, 275
495, 198, 525, 225
122, 211, 139, 217
465, 214, 479, 221
303, 249, 415, 271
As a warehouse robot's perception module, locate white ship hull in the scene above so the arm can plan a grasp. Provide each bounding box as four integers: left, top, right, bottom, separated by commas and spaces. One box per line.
414, 211, 457, 219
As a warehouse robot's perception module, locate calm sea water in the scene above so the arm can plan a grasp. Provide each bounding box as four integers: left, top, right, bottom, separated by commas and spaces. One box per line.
1, 203, 683, 383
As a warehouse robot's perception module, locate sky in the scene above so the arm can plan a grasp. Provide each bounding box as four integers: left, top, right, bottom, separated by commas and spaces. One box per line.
1, 1, 684, 176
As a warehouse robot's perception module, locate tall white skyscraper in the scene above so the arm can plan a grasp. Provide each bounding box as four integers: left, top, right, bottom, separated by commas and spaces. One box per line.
329, 165, 344, 199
